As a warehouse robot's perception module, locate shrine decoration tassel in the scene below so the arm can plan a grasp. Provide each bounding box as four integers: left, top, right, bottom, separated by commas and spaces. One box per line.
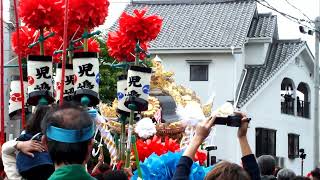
101, 126, 118, 165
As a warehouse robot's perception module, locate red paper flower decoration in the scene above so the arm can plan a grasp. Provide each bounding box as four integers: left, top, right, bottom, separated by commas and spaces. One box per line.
12, 26, 38, 57
53, 22, 84, 41
68, 0, 109, 30
87, 38, 100, 52
12, 26, 62, 59
18, 0, 63, 30
119, 9, 163, 42
107, 31, 148, 62
79, 38, 100, 53
46, 35, 63, 63
135, 136, 180, 162
74, 38, 100, 53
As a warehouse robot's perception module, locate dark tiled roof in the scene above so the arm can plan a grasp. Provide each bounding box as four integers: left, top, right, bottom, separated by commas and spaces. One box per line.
110, 0, 257, 49
237, 40, 306, 107
132, 0, 251, 4
248, 14, 277, 38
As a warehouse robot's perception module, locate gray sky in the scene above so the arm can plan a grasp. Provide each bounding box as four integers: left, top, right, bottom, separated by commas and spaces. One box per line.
3, 0, 320, 53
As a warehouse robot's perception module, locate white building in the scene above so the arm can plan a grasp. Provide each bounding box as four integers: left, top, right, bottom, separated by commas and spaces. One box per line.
3, 21, 22, 140
120, 0, 317, 174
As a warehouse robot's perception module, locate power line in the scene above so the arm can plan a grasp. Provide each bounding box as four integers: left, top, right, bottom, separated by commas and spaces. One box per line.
257, 0, 311, 24
255, 0, 319, 33
283, 0, 313, 23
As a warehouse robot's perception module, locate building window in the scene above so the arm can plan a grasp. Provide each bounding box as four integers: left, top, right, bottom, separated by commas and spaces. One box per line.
256, 128, 276, 157
288, 134, 299, 159
281, 78, 295, 115
190, 65, 208, 81
297, 82, 310, 118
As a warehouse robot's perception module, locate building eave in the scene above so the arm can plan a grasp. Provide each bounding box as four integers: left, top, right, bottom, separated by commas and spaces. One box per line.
149, 47, 243, 54
247, 37, 273, 43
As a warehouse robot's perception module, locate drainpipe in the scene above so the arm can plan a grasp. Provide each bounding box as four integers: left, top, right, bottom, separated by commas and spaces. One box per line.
313, 16, 320, 167
234, 46, 248, 109
235, 68, 247, 108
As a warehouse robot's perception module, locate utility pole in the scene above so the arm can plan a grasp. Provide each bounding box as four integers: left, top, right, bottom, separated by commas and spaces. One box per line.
314, 16, 320, 168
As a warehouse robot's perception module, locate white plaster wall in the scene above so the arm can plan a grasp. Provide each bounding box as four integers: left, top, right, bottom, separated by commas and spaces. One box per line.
244, 58, 314, 175
3, 23, 19, 139
159, 52, 243, 162
157, 48, 314, 174
160, 53, 238, 106
245, 43, 269, 65
3, 23, 12, 132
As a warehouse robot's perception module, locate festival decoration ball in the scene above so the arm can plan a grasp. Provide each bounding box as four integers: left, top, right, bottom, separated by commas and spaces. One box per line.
11, 26, 38, 57
18, 0, 64, 29
68, 0, 109, 29
53, 22, 84, 40
46, 35, 63, 61
119, 9, 163, 42
12, 27, 62, 58
74, 38, 100, 53
107, 31, 148, 62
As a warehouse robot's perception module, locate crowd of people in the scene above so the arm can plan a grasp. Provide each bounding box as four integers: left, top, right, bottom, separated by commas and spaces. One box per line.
0, 102, 318, 180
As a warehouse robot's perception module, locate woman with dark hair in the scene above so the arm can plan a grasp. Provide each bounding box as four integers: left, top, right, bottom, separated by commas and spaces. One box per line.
2, 105, 54, 180
25, 105, 52, 135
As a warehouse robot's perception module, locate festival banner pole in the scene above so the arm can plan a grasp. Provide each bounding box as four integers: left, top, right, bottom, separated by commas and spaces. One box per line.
13, 0, 26, 129
125, 42, 143, 178
59, 0, 69, 106
125, 43, 140, 168
0, 0, 5, 144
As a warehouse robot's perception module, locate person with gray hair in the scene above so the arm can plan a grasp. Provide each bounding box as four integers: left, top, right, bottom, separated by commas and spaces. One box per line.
41, 103, 96, 180
277, 168, 296, 180
257, 155, 277, 180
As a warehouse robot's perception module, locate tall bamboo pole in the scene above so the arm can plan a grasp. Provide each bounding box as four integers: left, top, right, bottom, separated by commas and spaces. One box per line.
0, 0, 5, 144
59, 0, 69, 106
13, 0, 26, 129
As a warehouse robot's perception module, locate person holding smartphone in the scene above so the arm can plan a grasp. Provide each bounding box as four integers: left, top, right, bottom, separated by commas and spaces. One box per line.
172, 112, 260, 180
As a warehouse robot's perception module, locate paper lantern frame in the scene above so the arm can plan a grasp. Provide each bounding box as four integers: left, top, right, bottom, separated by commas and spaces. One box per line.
55, 63, 74, 103
124, 66, 152, 112
73, 52, 100, 106
9, 76, 28, 118
27, 55, 54, 106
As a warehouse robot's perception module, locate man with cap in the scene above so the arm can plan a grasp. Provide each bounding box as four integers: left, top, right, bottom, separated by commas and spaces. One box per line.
41, 103, 95, 180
